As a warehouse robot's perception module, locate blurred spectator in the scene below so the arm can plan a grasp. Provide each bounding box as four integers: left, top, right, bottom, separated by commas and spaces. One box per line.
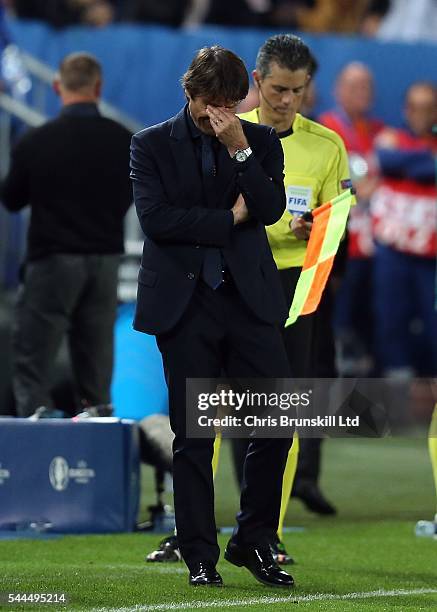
11, 1, 81, 27
10, 0, 394, 32
376, 0, 437, 43
371, 82, 437, 377
204, 0, 321, 29
79, 0, 115, 27
11, 0, 116, 28
268, 1, 313, 29
295, 0, 371, 33
0, 52, 132, 416
183, 0, 315, 29
360, 0, 390, 37
319, 62, 384, 375
123, 0, 190, 27
204, 0, 272, 27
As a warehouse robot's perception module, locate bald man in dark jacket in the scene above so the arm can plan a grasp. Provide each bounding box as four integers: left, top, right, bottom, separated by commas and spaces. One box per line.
1, 52, 132, 416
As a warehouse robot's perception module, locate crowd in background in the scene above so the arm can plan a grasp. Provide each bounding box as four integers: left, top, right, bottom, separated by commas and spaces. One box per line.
237, 61, 437, 380
1, 0, 437, 42
0, 2, 436, 415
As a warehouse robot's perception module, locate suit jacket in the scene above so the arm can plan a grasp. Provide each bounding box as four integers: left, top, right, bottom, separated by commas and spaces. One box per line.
130, 106, 288, 335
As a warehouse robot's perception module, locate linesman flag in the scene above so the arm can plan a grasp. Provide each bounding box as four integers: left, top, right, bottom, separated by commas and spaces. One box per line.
285, 190, 354, 328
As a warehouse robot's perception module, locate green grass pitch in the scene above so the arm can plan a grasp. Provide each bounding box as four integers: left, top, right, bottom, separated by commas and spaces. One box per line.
1, 437, 436, 611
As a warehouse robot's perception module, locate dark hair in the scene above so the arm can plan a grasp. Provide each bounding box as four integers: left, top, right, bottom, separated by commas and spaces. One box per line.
182, 45, 249, 103
256, 34, 313, 79
59, 52, 102, 92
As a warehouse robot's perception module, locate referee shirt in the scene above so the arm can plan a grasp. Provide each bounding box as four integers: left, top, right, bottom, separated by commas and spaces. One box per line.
239, 109, 352, 269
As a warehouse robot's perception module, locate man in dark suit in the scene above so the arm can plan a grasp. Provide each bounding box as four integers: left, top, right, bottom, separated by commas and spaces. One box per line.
130, 46, 294, 588
1, 52, 132, 416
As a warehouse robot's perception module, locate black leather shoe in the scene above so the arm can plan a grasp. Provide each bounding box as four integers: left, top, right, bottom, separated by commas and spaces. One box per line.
224, 540, 294, 588
189, 562, 223, 586
292, 480, 337, 515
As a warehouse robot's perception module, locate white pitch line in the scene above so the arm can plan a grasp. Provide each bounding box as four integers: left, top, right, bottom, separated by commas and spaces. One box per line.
102, 565, 186, 574
91, 587, 437, 612
66, 564, 185, 574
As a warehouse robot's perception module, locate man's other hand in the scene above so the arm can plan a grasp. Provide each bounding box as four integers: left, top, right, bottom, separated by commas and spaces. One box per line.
290, 215, 312, 240
232, 193, 250, 225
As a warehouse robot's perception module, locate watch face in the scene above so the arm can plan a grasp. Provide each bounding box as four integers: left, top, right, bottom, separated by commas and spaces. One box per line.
236, 150, 247, 162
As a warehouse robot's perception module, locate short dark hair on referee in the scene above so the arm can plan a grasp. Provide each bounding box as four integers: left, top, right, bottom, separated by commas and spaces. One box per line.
256, 34, 313, 79
182, 45, 249, 103
59, 52, 102, 92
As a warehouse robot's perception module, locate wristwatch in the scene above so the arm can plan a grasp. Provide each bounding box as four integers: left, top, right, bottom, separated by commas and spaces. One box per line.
233, 147, 252, 162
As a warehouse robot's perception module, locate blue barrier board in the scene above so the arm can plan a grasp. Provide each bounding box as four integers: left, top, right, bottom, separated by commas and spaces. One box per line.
0, 418, 140, 533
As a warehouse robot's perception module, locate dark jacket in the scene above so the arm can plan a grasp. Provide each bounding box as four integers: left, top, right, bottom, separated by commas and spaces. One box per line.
130, 106, 288, 335
1, 103, 132, 261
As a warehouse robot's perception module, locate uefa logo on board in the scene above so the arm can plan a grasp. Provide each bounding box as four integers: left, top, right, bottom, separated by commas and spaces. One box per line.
49, 456, 70, 491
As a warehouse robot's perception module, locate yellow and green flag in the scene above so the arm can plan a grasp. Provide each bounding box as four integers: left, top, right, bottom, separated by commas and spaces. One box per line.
285, 190, 354, 328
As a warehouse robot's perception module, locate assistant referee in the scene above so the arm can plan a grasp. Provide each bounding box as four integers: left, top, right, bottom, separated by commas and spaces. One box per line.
240, 34, 352, 563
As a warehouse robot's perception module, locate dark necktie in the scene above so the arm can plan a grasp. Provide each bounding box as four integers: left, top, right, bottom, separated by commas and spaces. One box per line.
200, 134, 223, 290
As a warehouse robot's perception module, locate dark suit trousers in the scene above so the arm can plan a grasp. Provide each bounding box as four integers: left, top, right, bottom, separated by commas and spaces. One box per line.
156, 279, 292, 570
231, 267, 317, 488
231, 268, 336, 490
12, 254, 119, 416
